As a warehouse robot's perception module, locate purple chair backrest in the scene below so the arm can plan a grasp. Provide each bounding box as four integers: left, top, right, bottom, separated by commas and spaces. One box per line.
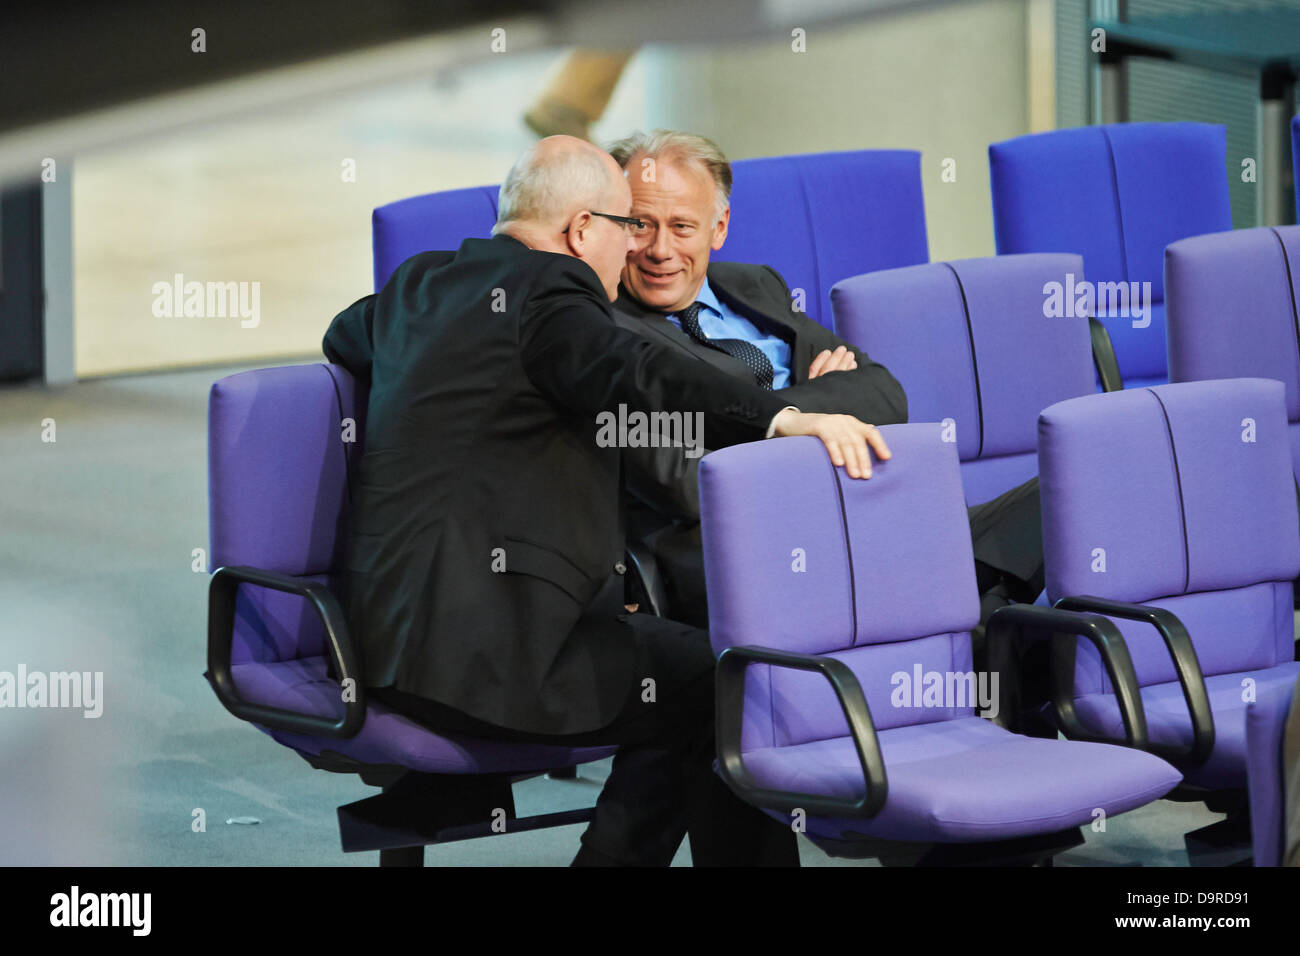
370, 151, 930, 327
990, 122, 1231, 387
832, 254, 1094, 505
208, 364, 366, 665
718, 150, 929, 329
372, 185, 499, 290
1038, 379, 1300, 693
699, 426, 980, 752
1165, 225, 1300, 480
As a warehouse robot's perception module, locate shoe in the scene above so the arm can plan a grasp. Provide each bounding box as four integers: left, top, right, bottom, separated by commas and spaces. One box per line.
524, 100, 592, 141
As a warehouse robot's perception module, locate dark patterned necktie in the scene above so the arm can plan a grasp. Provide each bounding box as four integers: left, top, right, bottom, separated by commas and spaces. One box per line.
677, 301, 775, 390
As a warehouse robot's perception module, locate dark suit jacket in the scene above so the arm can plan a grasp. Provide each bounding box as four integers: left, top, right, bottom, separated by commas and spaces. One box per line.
322, 235, 787, 735
614, 261, 908, 624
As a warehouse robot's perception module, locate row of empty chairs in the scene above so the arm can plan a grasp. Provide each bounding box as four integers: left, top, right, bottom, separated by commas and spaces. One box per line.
701, 377, 1296, 863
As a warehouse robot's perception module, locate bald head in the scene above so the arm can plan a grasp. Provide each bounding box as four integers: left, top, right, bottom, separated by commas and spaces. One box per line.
492, 135, 635, 301
493, 135, 621, 235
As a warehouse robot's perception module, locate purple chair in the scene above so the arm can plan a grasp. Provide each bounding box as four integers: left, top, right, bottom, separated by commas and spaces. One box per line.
1038, 378, 1300, 862
1246, 676, 1298, 866
1292, 115, 1300, 224
1165, 225, 1300, 482
990, 122, 1232, 391
372, 184, 498, 290
717, 150, 929, 329
698, 426, 1181, 864
206, 363, 617, 865
831, 254, 1095, 506
371, 149, 930, 328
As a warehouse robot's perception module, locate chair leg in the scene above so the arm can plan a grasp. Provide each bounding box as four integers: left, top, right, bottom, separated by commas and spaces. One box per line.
379, 846, 424, 867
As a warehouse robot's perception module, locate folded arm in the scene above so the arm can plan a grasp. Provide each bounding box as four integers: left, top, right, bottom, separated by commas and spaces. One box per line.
769, 268, 907, 426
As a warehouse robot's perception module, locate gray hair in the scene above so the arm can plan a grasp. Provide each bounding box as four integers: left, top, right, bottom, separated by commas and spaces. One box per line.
606, 129, 732, 224
492, 143, 615, 235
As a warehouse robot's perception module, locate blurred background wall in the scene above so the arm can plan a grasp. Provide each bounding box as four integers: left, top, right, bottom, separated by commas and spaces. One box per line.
69, 0, 1044, 376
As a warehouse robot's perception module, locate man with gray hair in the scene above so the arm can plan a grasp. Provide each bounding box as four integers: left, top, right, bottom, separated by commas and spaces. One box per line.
323, 134, 892, 865
609, 129, 908, 626
609, 130, 1046, 659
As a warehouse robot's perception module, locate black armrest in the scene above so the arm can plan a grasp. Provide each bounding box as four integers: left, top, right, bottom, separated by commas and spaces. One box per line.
623, 540, 667, 618
1089, 316, 1124, 392
207, 565, 366, 739
715, 645, 888, 818
1053, 595, 1214, 767
985, 603, 1149, 751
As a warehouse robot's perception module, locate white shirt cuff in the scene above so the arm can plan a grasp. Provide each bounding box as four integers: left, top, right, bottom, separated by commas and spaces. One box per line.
766, 406, 800, 439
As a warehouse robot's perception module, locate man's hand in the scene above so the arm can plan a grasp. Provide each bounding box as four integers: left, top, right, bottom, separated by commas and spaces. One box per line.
808, 345, 858, 380
771, 409, 891, 479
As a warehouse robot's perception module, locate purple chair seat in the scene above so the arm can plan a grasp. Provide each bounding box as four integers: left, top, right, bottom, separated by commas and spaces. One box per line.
1246, 676, 1298, 866
744, 716, 1177, 843
1075, 663, 1300, 791
229, 657, 615, 775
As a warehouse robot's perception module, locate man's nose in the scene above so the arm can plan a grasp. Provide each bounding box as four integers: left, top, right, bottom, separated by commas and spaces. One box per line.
648, 228, 672, 261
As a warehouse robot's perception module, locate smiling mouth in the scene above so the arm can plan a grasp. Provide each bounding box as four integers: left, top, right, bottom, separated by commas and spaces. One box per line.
637, 266, 682, 281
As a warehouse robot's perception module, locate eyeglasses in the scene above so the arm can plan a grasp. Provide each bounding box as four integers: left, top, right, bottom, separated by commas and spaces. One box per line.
564, 211, 647, 234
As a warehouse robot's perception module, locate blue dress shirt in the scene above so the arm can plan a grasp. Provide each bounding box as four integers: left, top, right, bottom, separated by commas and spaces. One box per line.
665, 278, 792, 389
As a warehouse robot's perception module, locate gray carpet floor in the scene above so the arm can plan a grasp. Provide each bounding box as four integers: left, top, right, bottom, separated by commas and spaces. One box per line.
0, 361, 1230, 866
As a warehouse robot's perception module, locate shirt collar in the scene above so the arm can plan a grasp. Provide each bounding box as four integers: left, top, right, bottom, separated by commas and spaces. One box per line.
679, 277, 723, 320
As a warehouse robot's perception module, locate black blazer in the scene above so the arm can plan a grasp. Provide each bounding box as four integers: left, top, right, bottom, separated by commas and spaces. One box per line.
323, 235, 788, 735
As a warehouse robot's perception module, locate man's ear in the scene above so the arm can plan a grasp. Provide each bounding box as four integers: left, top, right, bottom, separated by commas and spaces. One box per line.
710, 206, 730, 251
565, 210, 593, 257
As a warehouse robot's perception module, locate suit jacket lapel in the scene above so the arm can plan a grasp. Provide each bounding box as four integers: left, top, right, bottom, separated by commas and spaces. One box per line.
613, 287, 757, 379
707, 265, 809, 385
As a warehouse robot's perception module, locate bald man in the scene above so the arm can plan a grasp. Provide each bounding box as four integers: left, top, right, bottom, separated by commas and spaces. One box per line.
322, 136, 891, 866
